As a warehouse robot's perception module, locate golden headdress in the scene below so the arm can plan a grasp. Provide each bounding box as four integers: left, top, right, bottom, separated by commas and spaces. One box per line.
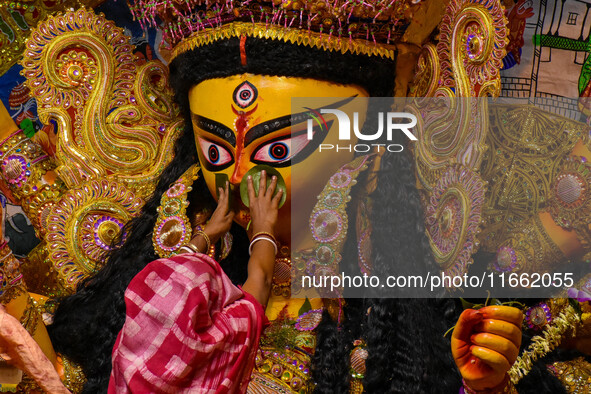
128, 0, 424, 61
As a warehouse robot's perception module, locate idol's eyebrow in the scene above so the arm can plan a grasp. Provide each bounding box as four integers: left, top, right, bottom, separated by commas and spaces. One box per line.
244, 96, 357, 147
191, 113, 236, 146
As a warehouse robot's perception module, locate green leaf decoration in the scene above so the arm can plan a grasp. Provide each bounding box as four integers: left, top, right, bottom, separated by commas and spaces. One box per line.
298, 297, 312, 316
215, 173, 233, 209
19, 118, 35, 138
239, 164, 287, 208
460, 298, 476, 310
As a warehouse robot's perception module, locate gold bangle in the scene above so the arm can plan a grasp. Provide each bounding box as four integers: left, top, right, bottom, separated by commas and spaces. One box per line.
194, 230, 211, 252
251, 231, 277, 245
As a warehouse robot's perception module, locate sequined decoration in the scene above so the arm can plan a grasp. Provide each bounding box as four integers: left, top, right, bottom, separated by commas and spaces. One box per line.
152, 165, 200, 258
548, 357, 591, 393
250, 347, 311, 393
272, 251, 292, 298
492, 245, 517, 272
350, 340, 368, 379
295, 309, 322, 332
548, 156, 591, 231
296, 155, 373, 298
425, 164, 485, 278
525, 303, 552, 331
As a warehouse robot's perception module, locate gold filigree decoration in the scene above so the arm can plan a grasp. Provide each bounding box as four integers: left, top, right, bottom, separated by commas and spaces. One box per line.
411, 43, 440, 98
0, 0, 105, 76
437, 0, 508, 98
548, 357, 591, 393
21, 8, 182, 198
407, 0, 507, 274
409, 0, 508, 191
479, 104, 586, 251
152, 165, 199, 259
46, 179, 144, 290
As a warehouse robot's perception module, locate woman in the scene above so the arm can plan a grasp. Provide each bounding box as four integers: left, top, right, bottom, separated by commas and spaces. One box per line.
108, 176, 283, 393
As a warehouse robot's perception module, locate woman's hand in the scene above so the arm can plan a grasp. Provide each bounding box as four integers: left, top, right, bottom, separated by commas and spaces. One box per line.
188, 182, 234, 252
247, 170, 283, 236
242, 170, 283, 306
452, 306, 523, 391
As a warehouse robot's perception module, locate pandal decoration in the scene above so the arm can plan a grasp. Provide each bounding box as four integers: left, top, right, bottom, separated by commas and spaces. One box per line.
424, 164, 485, 278
10, 7, 185, 292
509, 300, 582, 384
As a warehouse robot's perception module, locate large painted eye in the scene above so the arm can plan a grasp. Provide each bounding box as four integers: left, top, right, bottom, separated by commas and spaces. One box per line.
198, 137, 233, 169
251, 132, 311, 167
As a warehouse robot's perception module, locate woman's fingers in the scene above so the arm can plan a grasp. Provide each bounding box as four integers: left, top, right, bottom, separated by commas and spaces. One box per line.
272, 188, 283, 207
266, 175, 278, 198
259, 170, 266, 197
247, 175, 256, 203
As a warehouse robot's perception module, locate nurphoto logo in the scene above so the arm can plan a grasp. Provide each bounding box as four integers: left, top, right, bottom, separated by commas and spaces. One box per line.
306, 108, 417, 153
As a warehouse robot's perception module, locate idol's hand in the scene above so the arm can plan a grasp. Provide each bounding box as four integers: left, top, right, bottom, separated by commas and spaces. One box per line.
188, 182, 234, 252
247, 170, 282, 236
0, 306, 70, 393
452, 306, 523, 390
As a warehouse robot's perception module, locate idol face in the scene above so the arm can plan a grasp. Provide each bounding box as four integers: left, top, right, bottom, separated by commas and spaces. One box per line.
188, 74, 369, 245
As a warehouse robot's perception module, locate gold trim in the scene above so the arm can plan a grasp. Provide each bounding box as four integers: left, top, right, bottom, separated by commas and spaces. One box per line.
170, 22, 397, 62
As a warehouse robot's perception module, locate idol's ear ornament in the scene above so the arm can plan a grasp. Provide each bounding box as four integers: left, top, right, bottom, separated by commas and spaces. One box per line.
407, 0, 508, 279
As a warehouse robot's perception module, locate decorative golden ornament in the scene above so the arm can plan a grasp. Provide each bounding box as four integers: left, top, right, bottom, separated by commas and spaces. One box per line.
0, 0, 105, 76
479, 104, 586, 252
152, 165, 200, 259
46, 179, 144, 290
21, 8, 182, 198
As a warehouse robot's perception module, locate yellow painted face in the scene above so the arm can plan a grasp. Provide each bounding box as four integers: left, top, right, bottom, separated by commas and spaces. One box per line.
188, 74, 369, 244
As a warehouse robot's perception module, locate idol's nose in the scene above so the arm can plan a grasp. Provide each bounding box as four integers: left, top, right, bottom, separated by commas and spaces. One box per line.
229, 152, 252, 185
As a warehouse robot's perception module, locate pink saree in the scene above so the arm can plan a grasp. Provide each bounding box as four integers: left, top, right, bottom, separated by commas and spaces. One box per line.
108, 253, 265, 393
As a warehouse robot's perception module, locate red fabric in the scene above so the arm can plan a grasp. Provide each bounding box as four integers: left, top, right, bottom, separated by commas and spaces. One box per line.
108, 253, 266, 394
